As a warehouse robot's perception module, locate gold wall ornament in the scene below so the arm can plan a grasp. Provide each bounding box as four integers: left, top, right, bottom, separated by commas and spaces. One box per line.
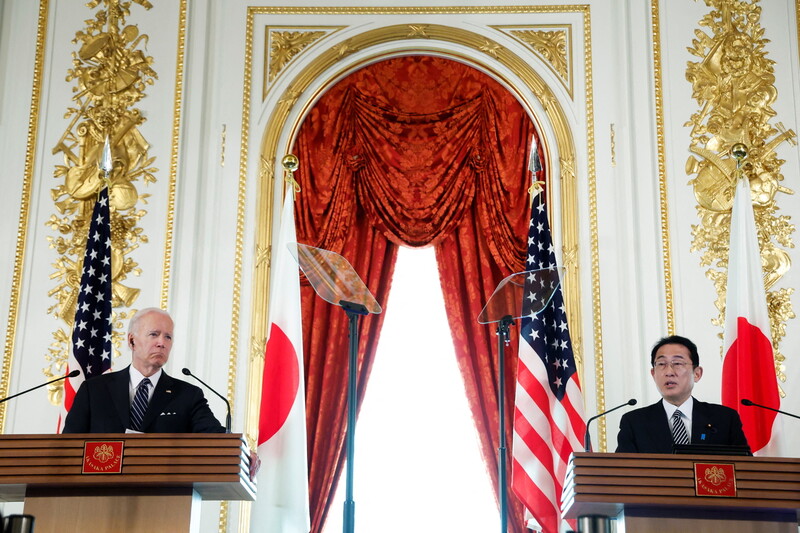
333, 40, 357, 59
263, 27, 345, 99
479, 40, 502, 59
685, 0, 795, 384
651, 0, 676, 334
406, 24, 431, 38
494, 26, 572, 97
44, 0, 157, 401
514, 29, 568, 78
268, 30, 326, 82
220, 124, 226, 167
610, 123, 616, 167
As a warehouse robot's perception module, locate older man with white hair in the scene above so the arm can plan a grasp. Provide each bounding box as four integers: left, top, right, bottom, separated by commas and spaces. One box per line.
63, 307, 226, 434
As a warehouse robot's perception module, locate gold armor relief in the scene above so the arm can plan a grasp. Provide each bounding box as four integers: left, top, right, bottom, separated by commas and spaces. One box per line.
44, 0, 156, 404
685, 0, 796, 385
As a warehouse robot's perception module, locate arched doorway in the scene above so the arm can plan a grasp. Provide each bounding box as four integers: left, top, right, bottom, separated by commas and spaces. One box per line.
291, 55, 537, 533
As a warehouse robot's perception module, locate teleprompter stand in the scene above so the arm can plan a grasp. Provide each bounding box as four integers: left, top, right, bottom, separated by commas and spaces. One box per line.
290, 243, 381, 533
478, 267, 561, 533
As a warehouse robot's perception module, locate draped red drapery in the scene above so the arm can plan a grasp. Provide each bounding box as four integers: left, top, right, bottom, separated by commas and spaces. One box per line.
291, 56, 541, 532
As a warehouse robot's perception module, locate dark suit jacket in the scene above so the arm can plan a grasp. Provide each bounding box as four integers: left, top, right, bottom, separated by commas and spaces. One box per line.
615, 398, 749, 453
62, 366, 225, 434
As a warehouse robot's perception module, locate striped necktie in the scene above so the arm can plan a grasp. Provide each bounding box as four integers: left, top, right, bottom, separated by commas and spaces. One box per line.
671, 409, 689, 445
130, 377, 151, 432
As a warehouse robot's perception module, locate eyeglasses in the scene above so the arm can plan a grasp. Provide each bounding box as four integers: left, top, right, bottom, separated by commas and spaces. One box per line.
653, 361, 691, 371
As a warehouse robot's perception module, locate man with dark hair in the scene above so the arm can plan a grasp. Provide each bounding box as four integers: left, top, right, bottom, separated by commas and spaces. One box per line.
615, 335, 749, 453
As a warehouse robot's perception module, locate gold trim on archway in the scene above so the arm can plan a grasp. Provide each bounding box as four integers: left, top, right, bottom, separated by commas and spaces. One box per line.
235, 9, 599, 528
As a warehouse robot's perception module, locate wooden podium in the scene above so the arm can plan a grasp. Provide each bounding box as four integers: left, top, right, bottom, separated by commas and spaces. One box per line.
562, 452, 800, 533
0, 433, 256, 533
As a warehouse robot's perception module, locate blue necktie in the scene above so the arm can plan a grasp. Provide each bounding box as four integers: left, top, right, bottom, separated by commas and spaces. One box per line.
130, 378, 151, 432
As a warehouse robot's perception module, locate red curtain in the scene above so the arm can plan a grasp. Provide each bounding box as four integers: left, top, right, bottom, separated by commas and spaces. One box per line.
292, 56, 539, 532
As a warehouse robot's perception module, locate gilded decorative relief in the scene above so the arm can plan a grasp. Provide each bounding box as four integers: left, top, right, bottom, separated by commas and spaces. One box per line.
685, 0, 795, 383
491, 25, 572, 97
44, 0, 156, 403
263, 27, 345, 99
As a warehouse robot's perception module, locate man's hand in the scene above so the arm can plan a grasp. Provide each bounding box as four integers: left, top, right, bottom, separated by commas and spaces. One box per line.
248, 449, 261, 481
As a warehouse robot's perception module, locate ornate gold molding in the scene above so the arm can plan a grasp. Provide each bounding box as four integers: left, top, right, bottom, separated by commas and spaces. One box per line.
577, 7, 603, 450
685, 0, 795, 384
0, 0, 51, 434
235, 11, 260, 531
263, 26, 346, 100
492, 25, 573, 97
44, 0, 158, 403
652, 0, 675, 334
161, 0, 188, 308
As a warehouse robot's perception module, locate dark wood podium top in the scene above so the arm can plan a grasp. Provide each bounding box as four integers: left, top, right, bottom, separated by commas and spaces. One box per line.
562, 452, 800, 519
0, 433, 256, 502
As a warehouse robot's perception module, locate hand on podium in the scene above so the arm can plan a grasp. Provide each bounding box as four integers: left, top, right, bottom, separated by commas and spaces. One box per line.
248, 449, 261, 481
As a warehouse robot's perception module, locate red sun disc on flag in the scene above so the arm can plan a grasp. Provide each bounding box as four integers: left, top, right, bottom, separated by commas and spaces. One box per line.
259, 324, 300, 445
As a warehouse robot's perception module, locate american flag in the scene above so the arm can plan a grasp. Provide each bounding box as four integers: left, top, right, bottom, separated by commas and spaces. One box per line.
60, 187, 113, 427
511, 190, 586, 533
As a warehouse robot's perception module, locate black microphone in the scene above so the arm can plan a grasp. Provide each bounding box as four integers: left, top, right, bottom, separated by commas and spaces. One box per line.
584, 398, 637, 452
182, 367, 231, 432
741, 398, 800, 420
0, 370, 81, 405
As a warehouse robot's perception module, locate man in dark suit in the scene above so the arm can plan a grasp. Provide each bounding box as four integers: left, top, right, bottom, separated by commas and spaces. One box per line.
616, 335, 749, 453
63, 307, 225, 434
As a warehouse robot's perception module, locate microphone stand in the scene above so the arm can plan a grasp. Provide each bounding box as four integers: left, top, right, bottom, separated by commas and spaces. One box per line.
340, 300, 369, 533
0, 371, 79, 405
287, 242, 381, 533
583, 399, 637, 452
182, 368, 232, 433
742, 399, 800, 420
495, 315, 514, 533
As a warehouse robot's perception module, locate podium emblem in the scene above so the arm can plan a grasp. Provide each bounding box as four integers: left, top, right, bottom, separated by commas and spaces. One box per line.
82, 441, 124, 474
694, 462, 737, 497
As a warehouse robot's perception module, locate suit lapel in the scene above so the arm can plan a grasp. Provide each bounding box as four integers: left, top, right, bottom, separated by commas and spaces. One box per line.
690, 397, 711, 443
142, 371, 175, 430
109, 366, 132, 430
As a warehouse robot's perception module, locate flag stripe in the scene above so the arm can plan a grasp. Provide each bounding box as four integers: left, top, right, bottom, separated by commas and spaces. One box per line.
511, 190, 586, 533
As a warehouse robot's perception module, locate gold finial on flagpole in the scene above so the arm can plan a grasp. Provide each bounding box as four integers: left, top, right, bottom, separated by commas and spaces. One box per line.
731, 143, 748, 185
528, 181, 545, 206
731, 143, 747, 168
731, 143, 747, 163
282, 154, 300, 197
